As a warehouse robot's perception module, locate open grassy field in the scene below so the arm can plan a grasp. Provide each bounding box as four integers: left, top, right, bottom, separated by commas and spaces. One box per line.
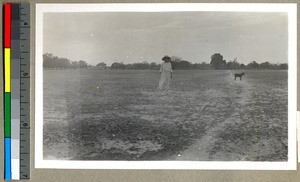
43, 69, 288, 161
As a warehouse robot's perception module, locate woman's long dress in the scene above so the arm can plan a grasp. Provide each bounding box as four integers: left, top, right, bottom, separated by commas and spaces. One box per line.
158, 62, 173, 90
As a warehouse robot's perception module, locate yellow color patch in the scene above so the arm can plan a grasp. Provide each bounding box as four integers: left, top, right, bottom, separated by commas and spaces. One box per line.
4, 48, 11, 92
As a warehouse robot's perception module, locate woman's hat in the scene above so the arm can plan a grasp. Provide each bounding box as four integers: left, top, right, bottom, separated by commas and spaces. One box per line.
162, 55, 171, 61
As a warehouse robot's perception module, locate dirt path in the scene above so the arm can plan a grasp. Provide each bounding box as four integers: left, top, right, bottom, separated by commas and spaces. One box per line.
173, 72, 252, 161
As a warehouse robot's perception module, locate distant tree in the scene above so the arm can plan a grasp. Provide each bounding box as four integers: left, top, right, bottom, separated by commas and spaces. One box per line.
259, 62, 271, 69
279, 63, 288, 70
150, 62, 160, 70
210, 53, 226, 70
247, 61, 259, 69
180, 60, 192, 69
43, 53, 89, 69
111, 62, 118, 69
226, 60, 240, 70
111, 62, 125, 70
171, 60, 190, 70
96, 62, 107, 69
43, 53, 71, 69
137, 61, 150, 69
60, 58, 71, 69
43, 53, 55, 68
169, 56, 195, 70
198, 62, 212, 70
78, 60, 88, 68
170, 56, 182, 70
240, 63, 246, 69
96, 62, 107, 67
71, 61, 79, 69
269, 63, 279, 70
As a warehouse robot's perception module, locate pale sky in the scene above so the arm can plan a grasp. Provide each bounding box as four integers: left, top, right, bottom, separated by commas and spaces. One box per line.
43, 12, 288, 66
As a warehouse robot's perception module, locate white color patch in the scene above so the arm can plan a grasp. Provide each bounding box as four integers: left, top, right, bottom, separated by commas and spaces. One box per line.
11, 158, 20, 180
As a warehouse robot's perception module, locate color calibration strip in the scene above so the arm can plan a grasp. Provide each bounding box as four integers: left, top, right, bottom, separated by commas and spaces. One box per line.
3, 2, 30, 180
4, 3, 12, 180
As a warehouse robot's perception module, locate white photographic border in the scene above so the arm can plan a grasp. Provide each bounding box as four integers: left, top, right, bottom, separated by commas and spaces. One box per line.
35, 3, 297, 170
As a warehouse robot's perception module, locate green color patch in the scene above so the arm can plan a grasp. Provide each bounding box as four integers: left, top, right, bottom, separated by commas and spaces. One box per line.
4, 93, 11, 137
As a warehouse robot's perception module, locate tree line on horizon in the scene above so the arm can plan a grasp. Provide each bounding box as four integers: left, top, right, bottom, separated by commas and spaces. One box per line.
43, 53, 288, 70
209, 53, 287, 70
43, 53, 89, 69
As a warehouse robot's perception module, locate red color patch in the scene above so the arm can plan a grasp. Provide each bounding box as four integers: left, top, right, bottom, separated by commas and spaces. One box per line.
4, 3, 11, 48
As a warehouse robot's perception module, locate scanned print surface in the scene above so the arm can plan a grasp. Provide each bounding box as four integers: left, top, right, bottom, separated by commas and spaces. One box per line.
35, 4, 297, 169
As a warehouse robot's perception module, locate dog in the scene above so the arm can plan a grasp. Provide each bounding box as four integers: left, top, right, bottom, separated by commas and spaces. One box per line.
234, 72, 245, 80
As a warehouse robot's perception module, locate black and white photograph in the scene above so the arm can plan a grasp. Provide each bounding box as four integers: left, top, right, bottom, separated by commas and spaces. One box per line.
35, 3, 297, 169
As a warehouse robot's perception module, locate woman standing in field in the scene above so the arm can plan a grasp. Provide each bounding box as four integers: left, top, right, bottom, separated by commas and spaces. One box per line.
158, 55, 173, 92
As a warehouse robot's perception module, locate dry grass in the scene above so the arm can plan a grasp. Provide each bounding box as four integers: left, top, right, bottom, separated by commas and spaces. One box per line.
43, 70, 288, 161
